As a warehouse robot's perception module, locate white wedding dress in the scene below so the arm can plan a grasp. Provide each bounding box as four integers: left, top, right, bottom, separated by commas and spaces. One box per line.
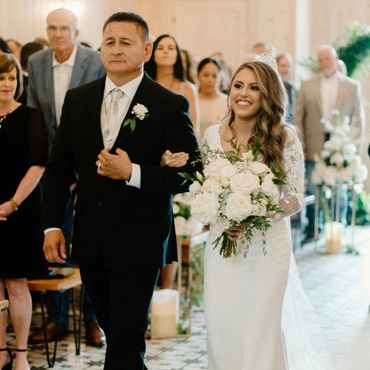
203, 124, 332, 370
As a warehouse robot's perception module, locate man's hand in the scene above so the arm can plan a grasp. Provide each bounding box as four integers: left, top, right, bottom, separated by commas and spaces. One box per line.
43, 230, 67, 264
160, 150, 189, 168
96, 148, 132, 180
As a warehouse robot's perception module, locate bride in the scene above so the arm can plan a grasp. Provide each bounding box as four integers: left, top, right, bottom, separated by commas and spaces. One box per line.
163, 60, 330, 370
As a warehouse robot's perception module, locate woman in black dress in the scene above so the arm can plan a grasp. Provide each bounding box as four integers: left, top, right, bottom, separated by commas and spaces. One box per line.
0, 52, 48, 370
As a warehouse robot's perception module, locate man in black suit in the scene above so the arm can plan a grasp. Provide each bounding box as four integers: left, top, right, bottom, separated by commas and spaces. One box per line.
42, 12, 198, 370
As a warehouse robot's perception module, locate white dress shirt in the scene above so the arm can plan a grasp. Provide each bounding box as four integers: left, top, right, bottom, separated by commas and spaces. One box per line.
101, 73, 144, 189
320, 72, 339, 120
53, 44, 78, 126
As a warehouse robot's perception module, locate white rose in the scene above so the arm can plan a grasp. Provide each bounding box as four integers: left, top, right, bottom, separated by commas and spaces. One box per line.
249, 161, 269, 175
314, 161, 327, 177
261, 178, 280, 204
353, 165, 368, 184
224, 193, 252, 222
189, 181, 202, 194
312, 169, 323, 185
330, 152, 344, 167
322, 167, 337, 186
230, 172, 260, 194
343, 143, 357, 156
251, 203, 267, 217
349, 155, 362, 167
204, 157, 231, 178
191, 192, 219, 224
174, 216, 186, 235
219, 164, 238, 178
219, 176, 230, 187
184, 217, 203, 236
338, 167, 353, 182
320, 150, 331, 159
132, 103, 148, 120
202, 177, 223, 195
173, 203, 180, 214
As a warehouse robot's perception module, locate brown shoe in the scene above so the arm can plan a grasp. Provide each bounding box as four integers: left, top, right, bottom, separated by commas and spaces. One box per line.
29, 322, 69, 344
85, 320, 105, 347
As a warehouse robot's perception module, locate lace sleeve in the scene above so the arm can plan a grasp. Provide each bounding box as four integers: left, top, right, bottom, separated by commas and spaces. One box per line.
273, 126, 305, 220
202, 124, 222, 149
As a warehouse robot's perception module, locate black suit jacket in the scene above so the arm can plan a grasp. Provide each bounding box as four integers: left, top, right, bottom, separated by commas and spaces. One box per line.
42, 74, 199, 269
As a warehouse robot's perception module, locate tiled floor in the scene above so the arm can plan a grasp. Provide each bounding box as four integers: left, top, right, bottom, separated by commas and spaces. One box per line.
5, 226, 370, 369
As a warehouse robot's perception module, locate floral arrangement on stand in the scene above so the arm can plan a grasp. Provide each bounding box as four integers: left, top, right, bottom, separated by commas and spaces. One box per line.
312, 111, 367, 187
180, 141, 285, 258
173, 193, 204, 335
312, 111, 368, 254
173, 193, 203, 237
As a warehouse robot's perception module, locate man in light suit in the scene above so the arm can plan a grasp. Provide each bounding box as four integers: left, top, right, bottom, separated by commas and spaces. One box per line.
294, 44, 365, 240
27, 8, 106, 346
42, 12, 199, 369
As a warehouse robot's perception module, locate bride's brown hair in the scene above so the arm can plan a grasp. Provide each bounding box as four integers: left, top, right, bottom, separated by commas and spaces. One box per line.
227, 61, 287, 174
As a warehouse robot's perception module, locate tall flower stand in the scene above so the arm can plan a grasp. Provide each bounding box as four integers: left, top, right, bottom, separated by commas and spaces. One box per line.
314, 183, 361, 254
148, 229, 209, 339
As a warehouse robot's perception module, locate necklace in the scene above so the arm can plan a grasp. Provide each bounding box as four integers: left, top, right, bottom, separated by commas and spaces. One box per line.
0, 103, 16, 129
0, 110, 12, 129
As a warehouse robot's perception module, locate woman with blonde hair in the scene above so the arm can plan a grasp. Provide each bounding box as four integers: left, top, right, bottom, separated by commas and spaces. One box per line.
0, 52, 48, 370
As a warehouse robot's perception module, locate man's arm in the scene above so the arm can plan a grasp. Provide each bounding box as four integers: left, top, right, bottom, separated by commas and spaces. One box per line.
140, 96, 200, 194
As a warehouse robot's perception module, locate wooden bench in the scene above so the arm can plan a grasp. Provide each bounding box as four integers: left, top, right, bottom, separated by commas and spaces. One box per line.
28, 268, 83, 368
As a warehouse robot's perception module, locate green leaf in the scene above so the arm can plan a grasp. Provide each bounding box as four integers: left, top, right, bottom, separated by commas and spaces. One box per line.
130, 119, 136, 132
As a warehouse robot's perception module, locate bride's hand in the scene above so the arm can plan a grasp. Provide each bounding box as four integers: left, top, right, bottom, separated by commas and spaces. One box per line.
160, 150, 189, 168
226, 226, 245, 241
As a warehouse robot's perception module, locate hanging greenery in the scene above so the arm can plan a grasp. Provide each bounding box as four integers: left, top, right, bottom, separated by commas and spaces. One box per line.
300, 21, 370, 77
336, 21, 370, 77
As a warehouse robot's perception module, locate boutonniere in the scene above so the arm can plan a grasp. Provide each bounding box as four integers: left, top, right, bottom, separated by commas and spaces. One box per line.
122, 103, 149, 133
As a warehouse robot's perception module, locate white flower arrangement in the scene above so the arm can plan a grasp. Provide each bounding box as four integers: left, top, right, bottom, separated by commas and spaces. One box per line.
122, 103, 149, 132
173, 193, 204, 237
313, 111, 368, 186
180, 141, 284, 258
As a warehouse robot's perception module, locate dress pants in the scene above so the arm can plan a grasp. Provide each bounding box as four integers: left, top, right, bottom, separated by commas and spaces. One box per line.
80, 264, 160, 370
47, 189, 97, 324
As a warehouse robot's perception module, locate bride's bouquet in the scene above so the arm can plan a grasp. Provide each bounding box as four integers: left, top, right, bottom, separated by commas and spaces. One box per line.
180, 141, 285, 258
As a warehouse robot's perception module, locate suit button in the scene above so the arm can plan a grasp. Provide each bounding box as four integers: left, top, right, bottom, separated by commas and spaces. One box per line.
97, 200, 103, 207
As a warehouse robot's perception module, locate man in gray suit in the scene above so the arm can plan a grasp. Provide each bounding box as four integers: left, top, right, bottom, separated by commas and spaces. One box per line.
294, 44, 365, 240
27, 7, 106, 347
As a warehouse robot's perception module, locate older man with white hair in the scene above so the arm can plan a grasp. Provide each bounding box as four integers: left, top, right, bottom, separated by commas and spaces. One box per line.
294, 44, 365, 241
28, 7, 106, 347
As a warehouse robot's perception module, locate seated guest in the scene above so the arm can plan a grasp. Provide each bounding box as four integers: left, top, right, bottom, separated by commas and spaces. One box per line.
0, 51, 48, 370
197, 57, 228, 138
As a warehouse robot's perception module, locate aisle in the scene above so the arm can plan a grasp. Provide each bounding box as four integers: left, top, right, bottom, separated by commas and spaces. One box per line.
7, 226, 370, 369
